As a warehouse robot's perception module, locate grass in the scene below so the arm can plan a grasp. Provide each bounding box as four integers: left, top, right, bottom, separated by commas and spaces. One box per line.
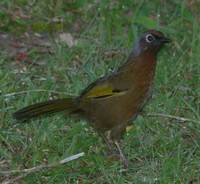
0, 0, 200, 183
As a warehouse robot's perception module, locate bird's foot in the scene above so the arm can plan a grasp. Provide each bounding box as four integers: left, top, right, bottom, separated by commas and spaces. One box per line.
106, 140, 129, 168
99, 132, 129, 168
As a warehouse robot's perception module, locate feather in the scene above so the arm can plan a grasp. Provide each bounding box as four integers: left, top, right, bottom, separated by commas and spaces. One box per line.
84, 84, 128, 99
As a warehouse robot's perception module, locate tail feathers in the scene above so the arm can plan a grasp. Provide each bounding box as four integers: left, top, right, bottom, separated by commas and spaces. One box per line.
13, 98, 78, 121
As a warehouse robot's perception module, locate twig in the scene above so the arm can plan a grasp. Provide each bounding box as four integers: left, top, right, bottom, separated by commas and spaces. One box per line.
0, 152, 85, 176
146, 113, 200, 124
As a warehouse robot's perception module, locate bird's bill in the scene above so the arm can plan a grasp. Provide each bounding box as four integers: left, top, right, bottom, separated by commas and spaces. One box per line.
161, 37, 171, 43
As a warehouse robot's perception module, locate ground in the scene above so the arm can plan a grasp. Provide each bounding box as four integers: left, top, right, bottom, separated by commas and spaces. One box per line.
0, 0, 200, 183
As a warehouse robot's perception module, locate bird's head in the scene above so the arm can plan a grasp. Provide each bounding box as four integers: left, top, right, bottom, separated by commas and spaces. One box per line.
133, 29, 170, 56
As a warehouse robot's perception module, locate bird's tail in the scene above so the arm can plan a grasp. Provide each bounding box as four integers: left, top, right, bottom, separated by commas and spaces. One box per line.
13, 98, 78, 121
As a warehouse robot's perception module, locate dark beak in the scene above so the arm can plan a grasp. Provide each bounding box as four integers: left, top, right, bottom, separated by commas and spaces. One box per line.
161, 37, 171, 43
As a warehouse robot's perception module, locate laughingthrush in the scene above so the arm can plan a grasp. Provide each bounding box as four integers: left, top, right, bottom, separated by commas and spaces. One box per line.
13, 29, 170, 166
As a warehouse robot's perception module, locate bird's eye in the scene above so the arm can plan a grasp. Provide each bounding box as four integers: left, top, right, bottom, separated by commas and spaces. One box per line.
145, 34, 155, 43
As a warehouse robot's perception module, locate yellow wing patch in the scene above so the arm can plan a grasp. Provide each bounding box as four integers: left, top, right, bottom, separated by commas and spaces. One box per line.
85, 84, 127, 98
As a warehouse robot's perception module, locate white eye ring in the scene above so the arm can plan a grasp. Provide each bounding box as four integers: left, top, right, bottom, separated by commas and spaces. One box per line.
146, 34, 155, 43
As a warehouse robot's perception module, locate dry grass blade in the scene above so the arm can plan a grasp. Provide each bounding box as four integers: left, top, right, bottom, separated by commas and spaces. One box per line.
147, 113, 200, 124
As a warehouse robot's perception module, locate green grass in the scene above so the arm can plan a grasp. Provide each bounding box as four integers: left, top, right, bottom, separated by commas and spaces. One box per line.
0, 0, 200, 183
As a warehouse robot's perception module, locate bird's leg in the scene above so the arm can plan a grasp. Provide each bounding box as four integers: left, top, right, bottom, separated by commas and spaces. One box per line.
99, 131, 128, 168
108, 125, 129, 167
114, 140, 128, 168
99, 132, 114, 152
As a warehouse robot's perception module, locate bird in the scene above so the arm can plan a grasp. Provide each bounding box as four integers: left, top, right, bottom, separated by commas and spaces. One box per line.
13, 29, 170, 167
